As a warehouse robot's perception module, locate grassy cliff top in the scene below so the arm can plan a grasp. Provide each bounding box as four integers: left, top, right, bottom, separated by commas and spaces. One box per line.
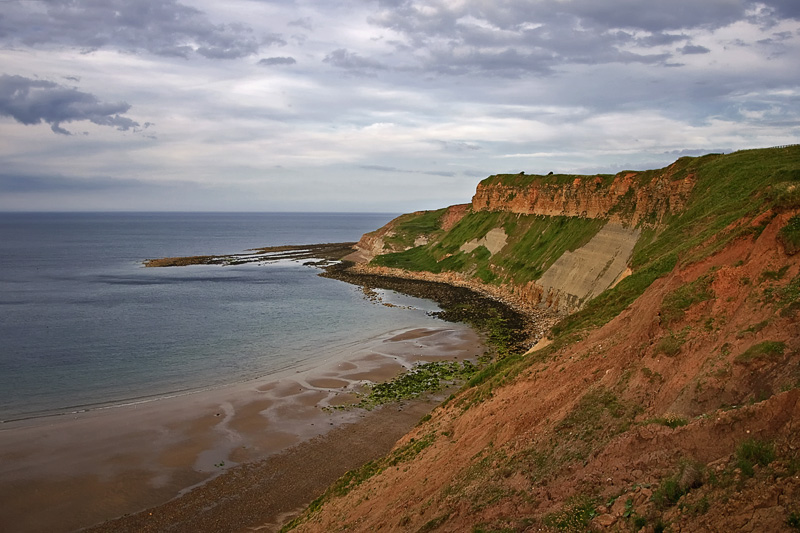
479, 171, 617, 188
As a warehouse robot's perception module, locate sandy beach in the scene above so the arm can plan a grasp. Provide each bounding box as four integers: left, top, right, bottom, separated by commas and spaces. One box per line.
0, 325, 484, 533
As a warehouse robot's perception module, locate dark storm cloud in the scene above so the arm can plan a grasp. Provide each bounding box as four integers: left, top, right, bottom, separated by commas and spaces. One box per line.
635, 33, 690, 47
0, 75, 139, 135
0, 0, 267, 59
258, 56, 297, 66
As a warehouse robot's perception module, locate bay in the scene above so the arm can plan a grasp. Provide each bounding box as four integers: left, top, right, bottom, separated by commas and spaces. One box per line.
0, 212, 449, 422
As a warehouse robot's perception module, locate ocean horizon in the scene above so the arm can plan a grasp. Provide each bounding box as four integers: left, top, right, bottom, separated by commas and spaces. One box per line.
0, 212, 455, 422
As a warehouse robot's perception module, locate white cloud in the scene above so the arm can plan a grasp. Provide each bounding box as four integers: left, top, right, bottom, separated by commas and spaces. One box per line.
0, 0, 797, 211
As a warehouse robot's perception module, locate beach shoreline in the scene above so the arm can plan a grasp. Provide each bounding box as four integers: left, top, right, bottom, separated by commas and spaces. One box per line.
1, 252, 539, 533
0, 324, 484, 533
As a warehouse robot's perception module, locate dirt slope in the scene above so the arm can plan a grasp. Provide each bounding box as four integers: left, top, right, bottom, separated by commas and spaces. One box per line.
286, 206, 800, 532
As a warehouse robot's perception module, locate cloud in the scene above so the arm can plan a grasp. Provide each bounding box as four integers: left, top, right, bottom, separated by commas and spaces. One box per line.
555, 0, 748, 32
366, 1, 718, 77
760, 0, 800, 19
0, 0, 797, 212
324, 49, 387, 70
0, 75, 139, 135
360, 0, 798, 79
636, 32, 690, 47
0, 0, 265, 59
680, 44, 712, 54
288, 17, 314, 30
0, 172, 147, 193
258, 56, 298, 66
360, 165, 456, 177
432, 140, 483, 152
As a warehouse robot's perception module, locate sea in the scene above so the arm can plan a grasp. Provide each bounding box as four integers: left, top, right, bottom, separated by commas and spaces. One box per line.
0, 212, 452, 423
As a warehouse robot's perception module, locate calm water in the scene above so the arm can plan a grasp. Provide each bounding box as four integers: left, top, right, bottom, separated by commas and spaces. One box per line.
0, 213, 450, 422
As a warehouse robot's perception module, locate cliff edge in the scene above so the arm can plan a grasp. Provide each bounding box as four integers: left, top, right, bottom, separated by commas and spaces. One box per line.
285, 145, 800, 533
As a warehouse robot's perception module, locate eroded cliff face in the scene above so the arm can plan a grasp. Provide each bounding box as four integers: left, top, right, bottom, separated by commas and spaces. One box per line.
291, 208, 800, 533
472, 162, 696, 225
525, 222, 640, 311
288, 146, 800, 533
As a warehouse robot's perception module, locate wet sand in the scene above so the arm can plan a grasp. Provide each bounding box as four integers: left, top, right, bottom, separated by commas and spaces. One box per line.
0, 325, 484, 533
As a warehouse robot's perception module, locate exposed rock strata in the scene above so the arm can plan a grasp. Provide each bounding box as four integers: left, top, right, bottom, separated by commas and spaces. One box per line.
472, 164, 696, 226
529, 223, 641, 313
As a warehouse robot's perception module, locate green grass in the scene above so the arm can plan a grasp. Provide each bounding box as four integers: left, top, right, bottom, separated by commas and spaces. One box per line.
282, 147, 800, 532
661, 272, 715, 326
280, 432, 438, 531
417, 513, 451, 532
631, 146, 800, 270
552, 146, 799, 339
553, 387, 641, 460
735, 341, 786, 364
375, 147, 800, 345
737, 319, 770, 338
353, 361, 478, 410
490, 215, 605, 285
736, 439, 776, 477
760, 265, 790, 282
373, 211, 606, 287
542, 494, 598, 532
652, 461, 704, 509
479, 172, 616, 188
655, 331, 685, 357
372, 244, 442, 271
379, 208, 447, 250
763, 273, 800, 317
644, 415, 689, 428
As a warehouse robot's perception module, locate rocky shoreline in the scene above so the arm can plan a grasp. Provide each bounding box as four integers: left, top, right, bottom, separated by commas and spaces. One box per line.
143, 242, 358, 267
323, 261, 558, 350
145, 242, 557, 354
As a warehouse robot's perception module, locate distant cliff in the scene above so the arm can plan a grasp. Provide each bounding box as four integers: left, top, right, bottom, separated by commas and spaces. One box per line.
348, 157, 706, 315
473, 161, 696, 225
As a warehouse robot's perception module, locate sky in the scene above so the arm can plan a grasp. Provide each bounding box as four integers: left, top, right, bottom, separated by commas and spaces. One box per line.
1, 0, 799, 212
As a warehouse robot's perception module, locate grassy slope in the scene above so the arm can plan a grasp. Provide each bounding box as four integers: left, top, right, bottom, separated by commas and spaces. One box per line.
555, 145, 800, 336
374, 211, 606, 285
284, 146, 800, 532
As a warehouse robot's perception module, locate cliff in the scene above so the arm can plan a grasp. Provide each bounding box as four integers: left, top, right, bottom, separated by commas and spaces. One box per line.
347, 156, 707, 315
286, 145, 800, 532
472, 158, 697, 225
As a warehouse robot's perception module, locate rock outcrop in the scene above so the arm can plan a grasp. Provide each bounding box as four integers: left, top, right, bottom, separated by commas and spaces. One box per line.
472, 161, 697, 226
